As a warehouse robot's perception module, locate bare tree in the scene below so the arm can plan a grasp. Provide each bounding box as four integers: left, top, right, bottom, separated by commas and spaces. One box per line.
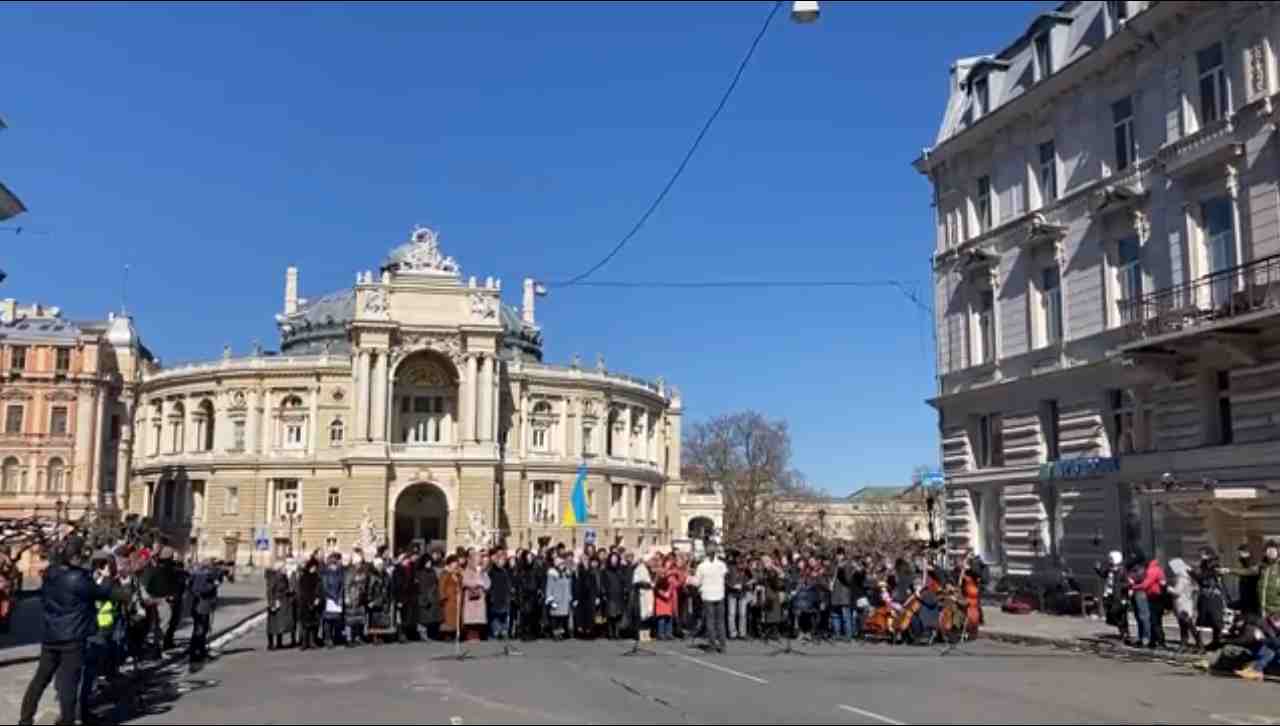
844, 501, 918, 556
683, 411, 813, 551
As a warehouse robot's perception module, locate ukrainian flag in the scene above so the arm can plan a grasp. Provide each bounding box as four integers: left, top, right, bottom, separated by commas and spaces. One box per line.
563, 463, 590, 527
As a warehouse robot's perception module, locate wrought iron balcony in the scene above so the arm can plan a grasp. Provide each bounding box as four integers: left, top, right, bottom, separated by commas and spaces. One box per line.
1121, 254, 1280, 342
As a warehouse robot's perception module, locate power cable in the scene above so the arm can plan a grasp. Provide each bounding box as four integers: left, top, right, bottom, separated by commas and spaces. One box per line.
568, 279, 907, 290
551, 1, 786, 288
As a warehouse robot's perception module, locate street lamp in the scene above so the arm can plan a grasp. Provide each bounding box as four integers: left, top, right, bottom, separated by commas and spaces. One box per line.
791, 1, 820, 24
280, 511, 303, 558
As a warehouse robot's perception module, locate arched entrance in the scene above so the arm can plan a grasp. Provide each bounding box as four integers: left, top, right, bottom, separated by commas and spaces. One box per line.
688, 516, 715, 541
394, 483, 449, 553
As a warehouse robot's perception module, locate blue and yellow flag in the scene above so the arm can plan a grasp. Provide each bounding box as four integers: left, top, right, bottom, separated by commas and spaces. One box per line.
563, 463, 590, 527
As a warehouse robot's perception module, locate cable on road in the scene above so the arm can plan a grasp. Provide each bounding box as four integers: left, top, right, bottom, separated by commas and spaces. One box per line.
551, 1, 786, 288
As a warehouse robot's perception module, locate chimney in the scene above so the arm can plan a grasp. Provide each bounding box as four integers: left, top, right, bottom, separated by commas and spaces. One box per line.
285, 266, 299, 315
1, 298, 15, 323
522, 279, 536, 325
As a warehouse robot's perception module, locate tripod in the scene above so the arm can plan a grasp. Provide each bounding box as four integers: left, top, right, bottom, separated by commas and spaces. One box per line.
768, 607, 809, 657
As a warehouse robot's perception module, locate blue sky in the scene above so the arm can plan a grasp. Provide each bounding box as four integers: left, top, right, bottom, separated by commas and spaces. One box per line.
2, 1, 1053, 494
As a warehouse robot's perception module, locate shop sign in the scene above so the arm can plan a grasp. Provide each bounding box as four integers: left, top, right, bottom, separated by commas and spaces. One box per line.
1039, 457, 1121, 482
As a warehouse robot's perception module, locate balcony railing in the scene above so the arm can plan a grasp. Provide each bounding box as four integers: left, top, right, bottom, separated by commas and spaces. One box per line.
1122, 254, 1280, 341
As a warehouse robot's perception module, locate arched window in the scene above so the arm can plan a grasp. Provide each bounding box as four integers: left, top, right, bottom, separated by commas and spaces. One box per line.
393, 354, 458, 446
283, 395, 304, 409
198, 400, 215, 452
47, 457, 64, 493
1, 457, 19, 493
329, 419, 344, 445
170, 401, 186, 454
279, 395, 307, 450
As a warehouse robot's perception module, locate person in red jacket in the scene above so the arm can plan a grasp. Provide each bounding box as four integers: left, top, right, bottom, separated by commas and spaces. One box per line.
1129, 550, 1167, 649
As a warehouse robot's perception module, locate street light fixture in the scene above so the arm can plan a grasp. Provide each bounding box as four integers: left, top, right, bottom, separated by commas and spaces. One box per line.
791, 1, 820, 24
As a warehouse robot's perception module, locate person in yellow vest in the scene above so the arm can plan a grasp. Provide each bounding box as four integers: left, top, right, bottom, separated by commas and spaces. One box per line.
79, 552, 129, 724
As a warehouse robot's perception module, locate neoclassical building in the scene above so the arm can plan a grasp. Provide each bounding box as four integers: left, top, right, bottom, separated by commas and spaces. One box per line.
0, 300, 148, 521
128, 227, 699, 563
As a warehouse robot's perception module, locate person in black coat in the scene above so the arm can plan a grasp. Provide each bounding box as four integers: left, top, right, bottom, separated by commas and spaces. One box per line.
602, 554, 629, 640
516, 551, 544, 641
488, 550, 515, 640
296, 557, 322, 651
414, 555, 442, 641
18, 537, 114, 726
575, 557, 603, 639
1195, 547, 1227, 649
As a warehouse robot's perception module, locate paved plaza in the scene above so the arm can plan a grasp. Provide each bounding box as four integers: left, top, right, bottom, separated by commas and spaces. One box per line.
46, 621, 1279, 726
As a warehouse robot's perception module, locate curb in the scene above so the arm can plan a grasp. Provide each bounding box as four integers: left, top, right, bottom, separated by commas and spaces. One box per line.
983, 628, 1203, 666
0, 604, 266, 672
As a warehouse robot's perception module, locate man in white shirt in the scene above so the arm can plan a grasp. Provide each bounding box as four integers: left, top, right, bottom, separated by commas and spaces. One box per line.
692, 547, 729, 654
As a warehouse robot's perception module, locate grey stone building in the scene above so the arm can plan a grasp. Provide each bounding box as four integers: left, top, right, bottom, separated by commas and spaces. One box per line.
917, 1, 1280, 583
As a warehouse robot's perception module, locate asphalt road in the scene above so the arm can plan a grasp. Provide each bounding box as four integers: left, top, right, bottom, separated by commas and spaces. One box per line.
110, 625, 1280, 725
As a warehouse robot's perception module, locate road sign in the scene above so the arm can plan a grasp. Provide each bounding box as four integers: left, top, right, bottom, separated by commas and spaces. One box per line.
254, 527, 271, 552
584, 529, 597, 546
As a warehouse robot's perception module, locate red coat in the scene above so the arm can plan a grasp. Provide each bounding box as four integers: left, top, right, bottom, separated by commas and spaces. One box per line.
655, 568, 683, 618
1133, 560, 1166, 597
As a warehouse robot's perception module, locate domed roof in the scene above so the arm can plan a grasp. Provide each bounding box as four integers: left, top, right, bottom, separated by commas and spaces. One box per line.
278, 289, 354, 355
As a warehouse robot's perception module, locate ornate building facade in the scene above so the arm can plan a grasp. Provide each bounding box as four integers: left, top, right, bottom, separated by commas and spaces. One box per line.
0, 300, 149, 520
127, 227, 699, 563
920, 1, 1280, 582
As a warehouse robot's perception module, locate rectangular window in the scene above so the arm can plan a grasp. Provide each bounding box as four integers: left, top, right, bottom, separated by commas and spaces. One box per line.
978, 290, 996, 365
1109, 389, 1150, 455
400, 397, 411, 414
582, 425, 594, 456
976, 414, 1004, 469
532, 480, 557, 524
1042, 267, 1064, 345
633, 486, 645, 523
329, 420, 344, 444
55, 348, 70, 373
232, 420, 246, 450
1203, 196, 1237, 308
11, 346, 26, 372
225, 486, 240, 516
532, 427, 548, 451
1218, 371, 1234, 445
1198, 43, 1228, 125
1035, 33, 1053, 81
976, 176, 992, 233
414, 396, 430, 414
611, 483, 626, 521
974, 77, 990, 117
1112, 97, 1136, 172
286, 423, 304, 448
5, 405, 23, 434
1117, 237, 1143, 324
276, 480, 300, 517
328, 487, 341, 509
1044, 400, 1061, 462
50, 407, 68, 436
1039, 140, 1057, 203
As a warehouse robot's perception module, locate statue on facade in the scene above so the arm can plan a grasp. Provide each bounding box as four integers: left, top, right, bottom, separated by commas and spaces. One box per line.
357, 507, 379, 554
596, 354, 606, 373
465, 511, 488, 549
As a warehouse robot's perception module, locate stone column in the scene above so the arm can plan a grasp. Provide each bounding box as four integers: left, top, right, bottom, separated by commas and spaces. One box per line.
478, 355, 492, 442
559, 397, 569, 456
74, 390, 95, 497
354, 350, 369, 440
309, 385, 321, 454
638, 410, 649, 463
623, 407, 633, 461
519, 390, 529, 459
466, 354, 479, 442
372, 352, 388, 442
91, 389, 107, 501
248, 390, 261, 454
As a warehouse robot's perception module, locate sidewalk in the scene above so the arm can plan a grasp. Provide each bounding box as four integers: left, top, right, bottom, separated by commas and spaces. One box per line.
0, 575, 266, 724
981, 608, 1202, 665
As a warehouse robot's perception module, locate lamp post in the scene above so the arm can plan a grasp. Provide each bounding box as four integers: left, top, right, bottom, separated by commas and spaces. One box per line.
280, 511, 302, 558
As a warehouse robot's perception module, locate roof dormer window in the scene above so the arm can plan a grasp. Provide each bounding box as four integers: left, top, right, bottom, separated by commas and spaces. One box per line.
1034, 32, 1053, 82
974, 76, 990, 118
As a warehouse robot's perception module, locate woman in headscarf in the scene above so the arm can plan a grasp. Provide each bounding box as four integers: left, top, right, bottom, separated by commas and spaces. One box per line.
632, 554, 655, 642
602, 553, 629, 640
1167, 558, 1201, 651
544, 555, 573, 641
266, 559, 297, 651
415, 553, 442, 641
296, 556, 323, 651
461, 552, 491, 642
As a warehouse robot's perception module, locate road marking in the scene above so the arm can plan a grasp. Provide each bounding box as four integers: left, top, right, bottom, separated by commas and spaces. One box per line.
838, 704, 906, 725
675, 654, 769, 685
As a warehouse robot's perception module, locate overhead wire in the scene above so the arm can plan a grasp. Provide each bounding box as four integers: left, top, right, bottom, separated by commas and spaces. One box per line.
551, 1, 786, 288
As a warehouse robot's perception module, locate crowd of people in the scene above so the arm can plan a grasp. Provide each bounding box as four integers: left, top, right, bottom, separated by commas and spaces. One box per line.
1096, 541, 1280, 681
16, 537, 227, 726
260, 542, 986, 654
